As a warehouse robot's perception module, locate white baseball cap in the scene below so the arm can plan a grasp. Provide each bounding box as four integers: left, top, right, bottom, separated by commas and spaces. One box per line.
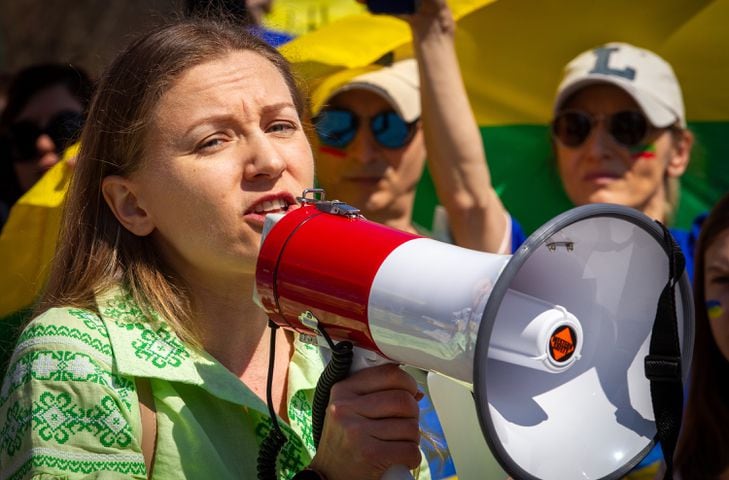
316, 59, 421, 122
554, 42, 686, 128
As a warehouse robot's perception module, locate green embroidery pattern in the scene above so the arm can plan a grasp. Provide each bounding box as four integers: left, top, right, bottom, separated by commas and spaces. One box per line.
1, 350, 135, 410
102, 292, 190, 369
131, 327, 188, 369
102, 293, 154, 329
6, 448, 146, 480
255, 418, 308, 479
33, 392, 133, 448
288, 390, 315, 454
16, 323, 113, 358
0, 401, 31, 456
68, 309, 109, 338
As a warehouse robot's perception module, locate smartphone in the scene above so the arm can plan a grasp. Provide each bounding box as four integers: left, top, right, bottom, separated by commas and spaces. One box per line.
366, 0, 418, 14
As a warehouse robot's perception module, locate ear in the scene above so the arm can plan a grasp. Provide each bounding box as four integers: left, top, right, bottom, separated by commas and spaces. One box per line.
102, 175, 155, 236
666, 128, 694, 178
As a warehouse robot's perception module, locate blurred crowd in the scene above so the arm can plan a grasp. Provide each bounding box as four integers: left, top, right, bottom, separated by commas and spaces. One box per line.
0, 1, 727, 480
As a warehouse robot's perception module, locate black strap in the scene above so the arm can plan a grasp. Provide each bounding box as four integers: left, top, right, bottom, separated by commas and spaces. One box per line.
644, 222, 685, 479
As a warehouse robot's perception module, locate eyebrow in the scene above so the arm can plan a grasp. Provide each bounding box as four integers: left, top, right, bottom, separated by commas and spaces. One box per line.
706, 262, 729, 274
259, 102, 298, 115
179, 102, 298, 137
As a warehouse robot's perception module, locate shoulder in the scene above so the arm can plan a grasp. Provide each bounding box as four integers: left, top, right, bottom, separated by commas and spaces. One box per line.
1, 306, 136, 416
669, 213, 706, 281
0, 307, 145, 479
16, 306, 113, 355
510, 215, 528, 253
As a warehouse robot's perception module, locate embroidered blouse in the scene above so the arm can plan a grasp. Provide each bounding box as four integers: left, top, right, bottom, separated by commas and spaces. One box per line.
0, 288, 324, 479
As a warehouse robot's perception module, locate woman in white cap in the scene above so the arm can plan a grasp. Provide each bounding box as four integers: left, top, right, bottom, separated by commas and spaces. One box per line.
551, 42, 700, 277
550, 43, 701, 479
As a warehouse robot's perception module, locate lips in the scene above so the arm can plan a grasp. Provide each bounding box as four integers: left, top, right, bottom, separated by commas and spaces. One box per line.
583, 171, 622, 183
245, 193, 297, 220
252, 198, 290, 214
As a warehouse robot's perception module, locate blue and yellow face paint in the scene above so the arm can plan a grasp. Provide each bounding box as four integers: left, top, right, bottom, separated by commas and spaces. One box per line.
706, 299, 725, 320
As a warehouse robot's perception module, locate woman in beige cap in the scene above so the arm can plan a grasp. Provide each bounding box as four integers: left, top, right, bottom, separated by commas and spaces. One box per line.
312, 0, 513, 254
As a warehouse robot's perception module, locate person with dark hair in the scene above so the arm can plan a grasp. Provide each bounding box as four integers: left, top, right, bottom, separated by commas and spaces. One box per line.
0, 18, 425, 480
673, 192, 729, 479
0, 63, 92, 226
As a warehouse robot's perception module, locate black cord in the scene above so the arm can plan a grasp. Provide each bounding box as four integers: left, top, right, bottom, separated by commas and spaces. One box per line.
311, 326, 354, 448
257, 320, 288, 480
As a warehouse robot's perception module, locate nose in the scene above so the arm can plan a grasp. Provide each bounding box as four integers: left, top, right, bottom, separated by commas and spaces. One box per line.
244, 134, 286, 181
581, 120, 616, 161
36, 134, 60, 168
36, 133, 57, 155
346, 125, 379, 165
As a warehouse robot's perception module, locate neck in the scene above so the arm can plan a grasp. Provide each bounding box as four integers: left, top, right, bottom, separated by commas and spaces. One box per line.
364, 196, 419, 234
184, 271, 293, 418
640, 189, 668, 224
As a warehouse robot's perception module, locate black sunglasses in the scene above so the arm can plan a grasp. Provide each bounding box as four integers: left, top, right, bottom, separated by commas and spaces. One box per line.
314, 108, 418, 150
2, 110, 85, 162
551, 110, 649, 149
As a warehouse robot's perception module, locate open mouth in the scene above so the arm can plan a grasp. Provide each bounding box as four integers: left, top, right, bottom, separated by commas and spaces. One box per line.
251, 197, 292, 215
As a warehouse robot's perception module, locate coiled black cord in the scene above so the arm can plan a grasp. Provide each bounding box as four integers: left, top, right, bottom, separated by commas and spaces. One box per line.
257, 320, 288, 480
312, 336, 353, 448
256, 319, 354, 479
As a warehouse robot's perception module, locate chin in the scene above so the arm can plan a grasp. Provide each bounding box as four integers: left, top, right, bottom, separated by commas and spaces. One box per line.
576, 188, 627, 207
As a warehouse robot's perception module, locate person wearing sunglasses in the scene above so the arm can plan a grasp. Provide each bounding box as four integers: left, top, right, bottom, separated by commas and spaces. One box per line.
552, 42, 694, 234
551, 42, 706, 281
311, 1, 515, 256
311, 1, 518, 478
551, 43, 705, 480
0, 63, 92, 227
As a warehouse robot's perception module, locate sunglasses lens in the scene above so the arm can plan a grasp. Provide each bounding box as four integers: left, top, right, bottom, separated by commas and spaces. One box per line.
7, 122, 42, 161
6, 110, 85, 162
371, 111, 412, 149
315, 109, 357, 149
46, 110, 85, 152
609, 111, 647, 148
553, 112, 592, 147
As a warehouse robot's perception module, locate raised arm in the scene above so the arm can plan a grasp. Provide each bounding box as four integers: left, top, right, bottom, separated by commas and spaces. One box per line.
407, 0, 510, 252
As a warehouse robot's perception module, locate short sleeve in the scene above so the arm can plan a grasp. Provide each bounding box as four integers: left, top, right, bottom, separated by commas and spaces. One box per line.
0, 308, 147, 479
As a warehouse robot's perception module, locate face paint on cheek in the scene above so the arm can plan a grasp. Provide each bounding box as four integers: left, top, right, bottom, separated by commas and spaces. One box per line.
319, 145, 347, 158
707, 299, 725, 320
630, 142, 657, 160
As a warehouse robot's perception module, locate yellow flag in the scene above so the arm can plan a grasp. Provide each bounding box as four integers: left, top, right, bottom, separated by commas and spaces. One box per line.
0, 144, 77, 317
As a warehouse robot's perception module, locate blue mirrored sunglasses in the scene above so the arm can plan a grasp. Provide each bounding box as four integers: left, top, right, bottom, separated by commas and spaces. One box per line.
314, 108, 418, 150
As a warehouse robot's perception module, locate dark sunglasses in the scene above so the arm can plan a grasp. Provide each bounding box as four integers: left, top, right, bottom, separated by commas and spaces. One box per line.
2, 110, 85, 162
314, 108, 418, 150
551, 110, 649, 149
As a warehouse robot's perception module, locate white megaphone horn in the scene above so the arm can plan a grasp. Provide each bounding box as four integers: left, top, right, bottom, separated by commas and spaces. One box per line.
254, 189, 693, 480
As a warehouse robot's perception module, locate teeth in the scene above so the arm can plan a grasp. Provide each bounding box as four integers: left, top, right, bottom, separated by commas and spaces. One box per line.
253, 198, 288, 213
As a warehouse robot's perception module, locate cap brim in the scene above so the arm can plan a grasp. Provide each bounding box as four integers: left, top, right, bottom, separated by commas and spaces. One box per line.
313, 60, 421, 123
554, 77, 680, 128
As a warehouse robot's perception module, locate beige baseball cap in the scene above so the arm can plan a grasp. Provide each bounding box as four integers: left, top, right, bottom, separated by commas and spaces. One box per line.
554, 42, 686, 128
313, 59, 421, 122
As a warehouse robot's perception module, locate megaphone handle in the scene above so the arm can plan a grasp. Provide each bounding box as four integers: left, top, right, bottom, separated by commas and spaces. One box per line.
349, 348, 415, 480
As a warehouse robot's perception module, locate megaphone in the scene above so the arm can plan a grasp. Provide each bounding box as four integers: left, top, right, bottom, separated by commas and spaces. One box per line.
255, 190, 693, 480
